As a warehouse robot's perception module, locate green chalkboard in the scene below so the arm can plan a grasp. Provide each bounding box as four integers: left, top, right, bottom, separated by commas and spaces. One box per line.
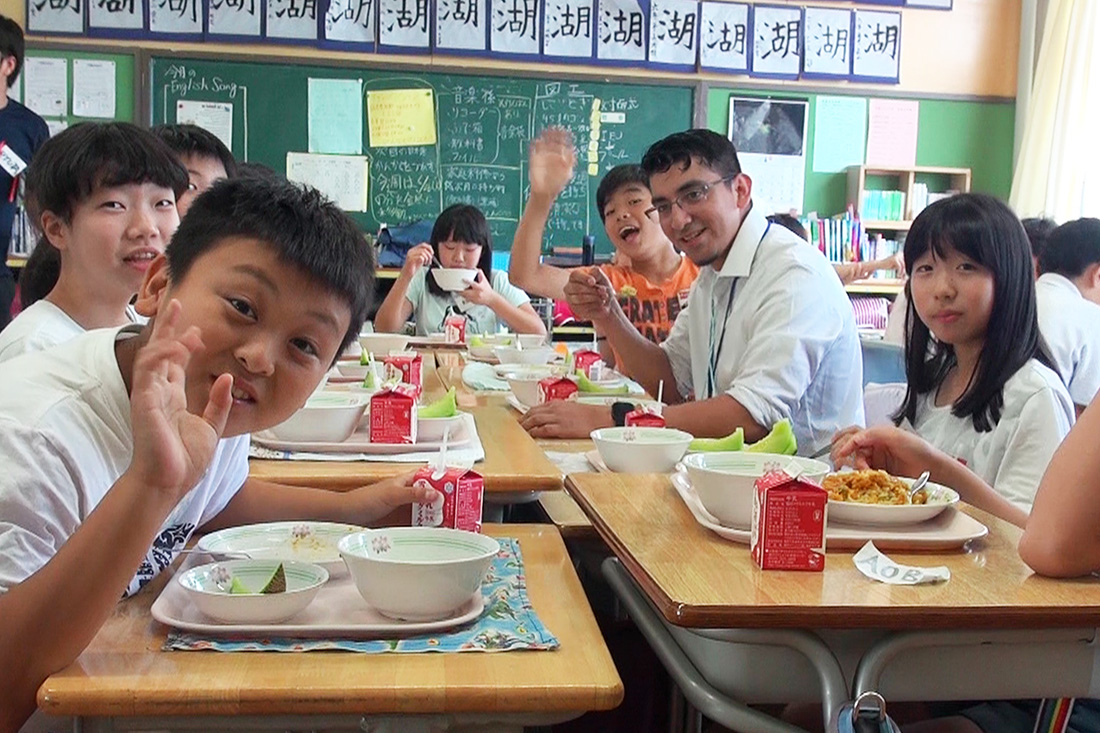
22, 47, 136, 125
706, 88, 1015, 216
149, 57, 694, 255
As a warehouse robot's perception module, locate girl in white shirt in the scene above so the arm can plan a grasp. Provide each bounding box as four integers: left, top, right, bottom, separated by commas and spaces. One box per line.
833, 194, 1074, 526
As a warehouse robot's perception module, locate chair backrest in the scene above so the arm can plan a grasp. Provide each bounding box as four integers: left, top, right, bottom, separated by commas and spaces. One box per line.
860, 339, 906, 387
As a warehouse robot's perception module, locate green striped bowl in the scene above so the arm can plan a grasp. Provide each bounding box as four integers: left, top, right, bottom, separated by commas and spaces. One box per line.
178, 559, 328, 624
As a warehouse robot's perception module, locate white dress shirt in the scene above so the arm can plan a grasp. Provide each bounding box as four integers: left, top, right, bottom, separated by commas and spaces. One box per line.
1035, 272, 1100, 407
660, 204, 865, 455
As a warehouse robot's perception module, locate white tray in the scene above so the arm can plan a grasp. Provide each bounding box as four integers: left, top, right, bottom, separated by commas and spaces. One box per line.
252, 413, 473, 454
586, 450, 610, 473
670, 472, 989, 551
506, 394, 529, 414
152, 566, 485, 638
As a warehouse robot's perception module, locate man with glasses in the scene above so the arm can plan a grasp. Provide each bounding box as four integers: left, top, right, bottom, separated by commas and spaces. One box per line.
521, 129, 863, 454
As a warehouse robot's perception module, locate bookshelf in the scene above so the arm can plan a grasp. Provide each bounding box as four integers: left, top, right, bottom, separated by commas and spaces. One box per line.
847, 165, 973, 229
845, 278, 905, 296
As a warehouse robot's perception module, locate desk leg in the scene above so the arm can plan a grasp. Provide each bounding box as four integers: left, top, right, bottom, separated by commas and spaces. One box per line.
602, 557, 824, 733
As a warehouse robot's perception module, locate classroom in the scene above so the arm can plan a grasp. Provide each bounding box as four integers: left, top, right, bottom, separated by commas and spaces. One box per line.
2, 0, 1099, 732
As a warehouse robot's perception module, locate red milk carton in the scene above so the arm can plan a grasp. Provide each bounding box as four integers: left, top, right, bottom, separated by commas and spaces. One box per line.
411, 466, 485, 533
369, 384, 418, 444
573, 349, 603, 378
382, 352, 423, 395
625, 405, 666, 428
750, 470, 827, 571
443, 314, 467, 344
538, 376, 578, 403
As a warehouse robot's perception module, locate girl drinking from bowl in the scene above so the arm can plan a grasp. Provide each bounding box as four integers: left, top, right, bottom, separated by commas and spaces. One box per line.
831, 193, 1074, 527
374, 204, 547, 338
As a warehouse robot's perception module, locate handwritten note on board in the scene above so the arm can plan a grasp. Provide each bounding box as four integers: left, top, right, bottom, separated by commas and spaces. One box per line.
72, 59, 116, 119
865, 98, 918, 168
367, 89, 437, 147
286, 152, 370, 212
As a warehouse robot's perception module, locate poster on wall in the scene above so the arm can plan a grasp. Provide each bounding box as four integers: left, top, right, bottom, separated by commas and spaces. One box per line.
435, 0, 487, 52
89, 0, 145, 35
647, 0, 698, 70
543, 0, 595, 59
699, 1, 749, 73
266, 0, 319, 40
801, 6, 851, 79
728, 96, 807, 214
148, 0, 204, 37
750, 4, 801, 79
596, 0, 647, 63
905, 0, 950, 7
207, 0, 263, 38
379, 0, 432, 50
27, 0, 85, 34
323, 0, 376, 48
490, 0, 542, 57
852, 9, 901, 82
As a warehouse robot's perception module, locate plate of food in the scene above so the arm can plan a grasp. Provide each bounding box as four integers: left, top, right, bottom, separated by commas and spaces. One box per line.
196, 522, 365, 577
823, 469, 960, 526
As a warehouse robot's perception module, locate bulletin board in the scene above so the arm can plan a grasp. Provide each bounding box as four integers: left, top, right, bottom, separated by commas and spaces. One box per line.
17, 46, 137, 130
149, 55, 695, 254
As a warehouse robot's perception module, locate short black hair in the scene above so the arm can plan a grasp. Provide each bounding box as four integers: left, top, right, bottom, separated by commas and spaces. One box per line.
25, 122, 189, 227
1038, 218, 1100, 279
152, 123, 238, 178
895, 193, 1054, 433
767, 213, 808, 240
0, 15, 25, 88
19, 242, 60, 306
425, 204, 493, 298
1022, 217, 1057, 264
166, 177, 375, 357
596, 165, 650, 221
641, 129, 743, 179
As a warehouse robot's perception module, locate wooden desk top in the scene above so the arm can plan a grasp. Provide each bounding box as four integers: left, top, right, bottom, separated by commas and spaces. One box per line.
567, 473, 1100, 631
38, 525, 623, 718
539, 491, 597, 540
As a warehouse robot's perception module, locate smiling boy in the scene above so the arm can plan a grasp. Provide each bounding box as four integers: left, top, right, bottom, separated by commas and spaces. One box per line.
152, 123, 238, 218
0, 122, 187, 362
0, 177, 433, 731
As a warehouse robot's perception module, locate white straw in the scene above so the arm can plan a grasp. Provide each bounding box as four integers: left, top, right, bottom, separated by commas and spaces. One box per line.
657, 380, 664, 415
433, 425, 451, 479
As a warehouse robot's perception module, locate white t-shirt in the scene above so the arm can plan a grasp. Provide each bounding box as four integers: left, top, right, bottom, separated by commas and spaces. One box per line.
0, 326, 249, 596
1036, 272, 1100, 407
0, 300, 145, 363
660, 205, 865, 455
403, 268, 530, 337
904, 359, 1074, 512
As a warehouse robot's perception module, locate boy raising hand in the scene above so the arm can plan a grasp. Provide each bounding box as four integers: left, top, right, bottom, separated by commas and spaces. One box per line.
0, 178, 434, 731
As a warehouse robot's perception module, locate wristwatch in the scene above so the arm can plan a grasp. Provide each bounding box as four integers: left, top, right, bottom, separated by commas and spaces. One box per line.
611, 401, 635, 427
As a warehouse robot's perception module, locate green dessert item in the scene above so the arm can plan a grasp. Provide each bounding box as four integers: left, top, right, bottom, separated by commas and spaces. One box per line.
576, 373, 629, 394
745, 418, 797, 456
229, 577, 250, 594
689, 427, 744, 452
260, 563, 287, 594
420, 386, 459, 418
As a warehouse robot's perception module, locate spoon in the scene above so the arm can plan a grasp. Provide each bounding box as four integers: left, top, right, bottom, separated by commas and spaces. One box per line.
908, 470, 931, 502
176, 548, 254, 560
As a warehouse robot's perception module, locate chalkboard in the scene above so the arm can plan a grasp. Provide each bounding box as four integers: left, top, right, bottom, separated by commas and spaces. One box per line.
149, 57, 694, 254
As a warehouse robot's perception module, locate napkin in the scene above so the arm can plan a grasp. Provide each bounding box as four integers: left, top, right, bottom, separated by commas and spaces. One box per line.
462, 362, 510, 391
853, 541, 951, 585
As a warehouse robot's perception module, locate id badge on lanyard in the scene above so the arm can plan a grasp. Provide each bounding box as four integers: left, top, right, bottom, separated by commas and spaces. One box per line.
0, 141, 28, 203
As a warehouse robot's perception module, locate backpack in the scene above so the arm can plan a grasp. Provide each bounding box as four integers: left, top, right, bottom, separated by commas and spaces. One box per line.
376, 220, 434, 268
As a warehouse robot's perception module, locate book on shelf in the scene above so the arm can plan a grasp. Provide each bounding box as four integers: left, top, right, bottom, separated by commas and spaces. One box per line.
799, 212, 903, 280
859, 190, 907, 222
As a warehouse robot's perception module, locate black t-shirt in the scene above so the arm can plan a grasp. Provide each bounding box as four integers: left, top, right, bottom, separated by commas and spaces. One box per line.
0, 99, 49, 265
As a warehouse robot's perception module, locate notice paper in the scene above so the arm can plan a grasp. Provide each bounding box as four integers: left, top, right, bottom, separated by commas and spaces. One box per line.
367, 89, 437, 147
72, 59, 116, 119
46, 119, 68, 137
286, 152, 369, 212
812, 96, 867, 174
22, 57, 67, 118
176, 100, 234, 151
853, 541, 950, 585
865, 98, 919, 168
308, 78, 363, 155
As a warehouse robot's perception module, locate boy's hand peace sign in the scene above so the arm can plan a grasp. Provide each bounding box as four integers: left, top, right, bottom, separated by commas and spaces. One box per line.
128, 299, 233, 502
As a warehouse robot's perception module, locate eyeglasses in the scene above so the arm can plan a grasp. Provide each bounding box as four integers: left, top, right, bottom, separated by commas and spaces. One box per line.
647, 176, 736, 220
439, 241, 482, 254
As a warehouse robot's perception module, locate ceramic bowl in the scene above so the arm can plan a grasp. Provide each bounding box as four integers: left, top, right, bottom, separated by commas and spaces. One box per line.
431, 268, 479, 292
590, 427, 694, 473
339, 528, 499, 621
503, 372, 547, 407
196, 521, 364, 578
417, 413, 467, 442
516, 334, 547, 348
177, 559, 328, 624
825, 474, 960, 526
493, 346, 557, 366
682, 452, 830, 529
357, 333, 411, 357
267, 394, 366, 443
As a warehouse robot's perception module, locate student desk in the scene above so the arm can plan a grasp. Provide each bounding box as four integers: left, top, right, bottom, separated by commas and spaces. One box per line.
567, 473, 1100, 733
36, 524, 624, 732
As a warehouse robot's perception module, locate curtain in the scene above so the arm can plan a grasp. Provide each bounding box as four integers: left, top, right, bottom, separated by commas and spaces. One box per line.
1009, 0, 1100, 220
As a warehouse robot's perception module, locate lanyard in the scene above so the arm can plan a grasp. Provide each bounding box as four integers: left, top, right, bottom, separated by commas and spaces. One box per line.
705, 222, 770, 400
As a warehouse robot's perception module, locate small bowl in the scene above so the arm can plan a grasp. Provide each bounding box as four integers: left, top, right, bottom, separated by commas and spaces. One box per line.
339, 528, 499, 621
493, 345, 557, 366
590, 427, 694, 473
431, 268, 479, 292
468, 343, 499, 359
417, 412, 466, 442
268, 394, 366, 443
504, 373, 545, 407
682, 452, 830, 529
358, 333, 411, 356
177, 559, 328, 624
517, 334, 547, 348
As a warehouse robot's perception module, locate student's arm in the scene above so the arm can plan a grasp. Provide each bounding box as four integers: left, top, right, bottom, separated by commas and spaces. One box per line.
373, 243, 433, 333
831, 425, 1029, 528
1019, 394, 1100, 576
0, 301, 233, 732
199, 474, 436, 533
460, 272, 547, 336
508, 129, 576, 300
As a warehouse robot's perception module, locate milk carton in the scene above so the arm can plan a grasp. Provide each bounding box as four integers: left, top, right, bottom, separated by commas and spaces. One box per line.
572, 349, 603, 378
443, 314, 467, 344
538, 376, 578, 403
625, 405, 666, 428
412, 466, 484, 533
369, 384, 418, 444
750, 470, 827, 571
382, 352, 423, 395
